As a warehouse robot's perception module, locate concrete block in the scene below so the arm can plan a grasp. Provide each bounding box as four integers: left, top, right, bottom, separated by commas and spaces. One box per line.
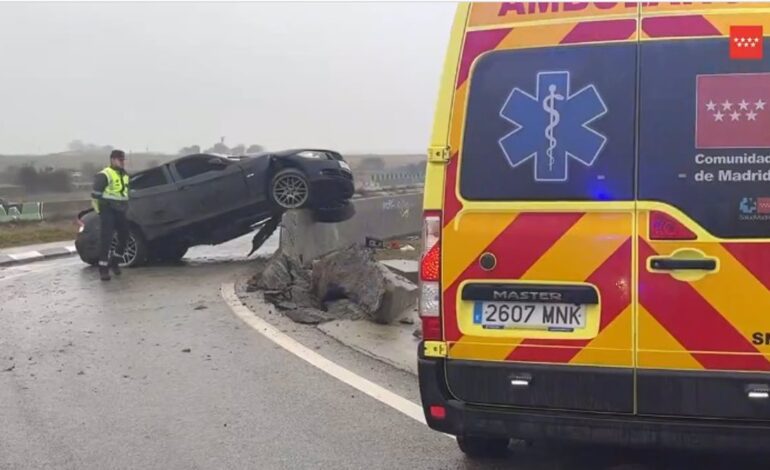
280, 192, 422, 266
374, 265, 418, 325
380, 259, 418, 284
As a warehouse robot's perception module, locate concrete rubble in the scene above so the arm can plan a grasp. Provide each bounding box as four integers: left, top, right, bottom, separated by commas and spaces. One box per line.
248, 245, 418, 326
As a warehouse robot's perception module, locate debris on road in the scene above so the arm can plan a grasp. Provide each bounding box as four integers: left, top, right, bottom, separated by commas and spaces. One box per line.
325, 299, 366, 321
181, 348, 191, 353
284, 308, 334, 325
247, 244, 418, 326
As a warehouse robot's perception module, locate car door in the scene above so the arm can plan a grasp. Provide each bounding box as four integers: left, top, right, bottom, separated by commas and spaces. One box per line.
128, 165, 184, 238
636, 5, 770, 420
171, 155, 248, 222
440, 5, 639, 414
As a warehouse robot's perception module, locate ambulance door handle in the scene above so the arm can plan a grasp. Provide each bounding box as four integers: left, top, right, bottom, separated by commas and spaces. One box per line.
650, 257, 717, 271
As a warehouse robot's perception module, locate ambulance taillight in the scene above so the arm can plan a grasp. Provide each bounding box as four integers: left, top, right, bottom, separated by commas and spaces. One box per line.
419, 212, 442, 340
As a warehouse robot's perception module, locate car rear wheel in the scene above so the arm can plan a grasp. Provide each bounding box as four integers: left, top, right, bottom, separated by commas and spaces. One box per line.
270, 169, 310, 209
456, 436, 510, 459
312, 199, 355, 223
111, 228, 148, 267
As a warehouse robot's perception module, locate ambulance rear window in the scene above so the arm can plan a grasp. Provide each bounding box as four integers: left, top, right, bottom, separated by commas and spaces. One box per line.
459, 44, 637, 201
639, 39, 770, 238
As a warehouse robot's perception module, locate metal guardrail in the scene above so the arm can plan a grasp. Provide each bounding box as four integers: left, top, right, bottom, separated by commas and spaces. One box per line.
0, 202, 44, 223
357, 171, 425, 191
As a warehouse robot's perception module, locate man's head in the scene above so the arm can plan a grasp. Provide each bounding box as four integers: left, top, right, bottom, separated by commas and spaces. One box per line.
110, 150, 126, 170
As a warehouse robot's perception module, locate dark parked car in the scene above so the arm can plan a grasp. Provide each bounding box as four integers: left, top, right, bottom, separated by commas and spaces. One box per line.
75, 149, 355, 267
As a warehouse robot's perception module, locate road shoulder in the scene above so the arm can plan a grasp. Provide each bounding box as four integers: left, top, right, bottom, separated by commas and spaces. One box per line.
231, 277, 425, 405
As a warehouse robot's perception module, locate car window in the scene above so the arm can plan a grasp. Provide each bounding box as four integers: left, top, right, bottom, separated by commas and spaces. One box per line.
131, 167, 169, 190
459, 44, 637, 201
175, 155, 226, 179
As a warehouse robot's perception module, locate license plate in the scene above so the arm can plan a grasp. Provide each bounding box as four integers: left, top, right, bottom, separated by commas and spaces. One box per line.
473, 301, 586, 331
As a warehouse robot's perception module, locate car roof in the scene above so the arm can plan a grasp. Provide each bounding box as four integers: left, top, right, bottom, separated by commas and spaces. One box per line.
165, 152, 222, 165
271, 149, 337, 157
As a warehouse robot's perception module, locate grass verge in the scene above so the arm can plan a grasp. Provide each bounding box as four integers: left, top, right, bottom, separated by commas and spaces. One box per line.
0, 221, 78, 249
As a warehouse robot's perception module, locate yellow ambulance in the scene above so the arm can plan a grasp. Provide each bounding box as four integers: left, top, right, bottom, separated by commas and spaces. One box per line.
418, 2, 770, 457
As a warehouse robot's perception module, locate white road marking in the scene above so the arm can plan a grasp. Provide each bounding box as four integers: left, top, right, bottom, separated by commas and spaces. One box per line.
221, 282, 428, 425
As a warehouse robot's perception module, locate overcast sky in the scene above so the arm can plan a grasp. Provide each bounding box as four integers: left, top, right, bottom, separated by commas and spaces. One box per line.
0, 2, 456, 155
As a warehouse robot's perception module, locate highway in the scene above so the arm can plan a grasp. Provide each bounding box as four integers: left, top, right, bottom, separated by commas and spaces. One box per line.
0, 236, 765, 470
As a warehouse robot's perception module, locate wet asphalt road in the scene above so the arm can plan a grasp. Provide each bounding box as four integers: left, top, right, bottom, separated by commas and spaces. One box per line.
1, 235, 769, 470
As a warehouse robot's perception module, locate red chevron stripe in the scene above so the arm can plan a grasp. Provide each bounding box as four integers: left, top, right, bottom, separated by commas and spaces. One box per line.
722, 243, 770, 292
692, 352, 770, 372
503, 344, 579, 363
507, 237, 632, 363
442, 155, 462, 227
641, 15, 720, 38
639, 240, 770, 371
560, 18, 637, 44
443, 213, 583, 341
457, 28, 511, 88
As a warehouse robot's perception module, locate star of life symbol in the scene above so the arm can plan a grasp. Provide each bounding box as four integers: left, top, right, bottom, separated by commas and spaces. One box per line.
498, 71, 608, 182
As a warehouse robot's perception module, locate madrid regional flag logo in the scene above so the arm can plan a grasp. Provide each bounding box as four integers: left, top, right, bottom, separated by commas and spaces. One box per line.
695, 73, 770, 148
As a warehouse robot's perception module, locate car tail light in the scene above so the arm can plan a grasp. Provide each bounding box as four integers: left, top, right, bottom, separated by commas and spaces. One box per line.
429, 405, 446, 420
420, 212, 442, 341
650, 211, 696, 240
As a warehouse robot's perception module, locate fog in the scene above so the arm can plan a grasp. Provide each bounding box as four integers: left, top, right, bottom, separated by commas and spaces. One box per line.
0, 2, 456, 155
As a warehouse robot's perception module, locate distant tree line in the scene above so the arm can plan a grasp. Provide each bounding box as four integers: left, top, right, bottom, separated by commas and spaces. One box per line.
178, 141, 265, 156
0, 165, 73, 193
67, 140, 114, 154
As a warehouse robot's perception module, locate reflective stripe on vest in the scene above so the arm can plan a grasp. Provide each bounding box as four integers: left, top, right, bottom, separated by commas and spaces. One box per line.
100, 167, 129, 201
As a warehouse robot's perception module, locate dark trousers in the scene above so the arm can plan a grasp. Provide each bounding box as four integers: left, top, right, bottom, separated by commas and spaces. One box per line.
99, 205, 129, 265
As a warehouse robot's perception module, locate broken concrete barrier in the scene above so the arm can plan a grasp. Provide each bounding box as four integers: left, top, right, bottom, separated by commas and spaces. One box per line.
312, 245, 418, 325
380, 259, 419, 284
375, 265, 418, 325
311, 245, 386, 315
250, 252, 320, 309
280, 192, 422, 266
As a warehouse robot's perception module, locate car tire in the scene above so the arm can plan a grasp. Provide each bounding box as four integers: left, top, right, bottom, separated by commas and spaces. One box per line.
270, 168, 311, 209
111, 227, 149, 267
456, 436, 510, 459
312, 200, 355, 223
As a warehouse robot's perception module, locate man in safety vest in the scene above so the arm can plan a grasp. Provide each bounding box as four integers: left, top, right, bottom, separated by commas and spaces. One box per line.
91, 150, 130, 281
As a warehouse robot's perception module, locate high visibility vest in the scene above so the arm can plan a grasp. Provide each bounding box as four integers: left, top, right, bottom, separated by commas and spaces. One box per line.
100, 167, 129, 201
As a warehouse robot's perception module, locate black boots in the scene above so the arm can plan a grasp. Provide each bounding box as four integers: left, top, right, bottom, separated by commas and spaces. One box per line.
110, 256, 122, 276
99, 257, 122, 281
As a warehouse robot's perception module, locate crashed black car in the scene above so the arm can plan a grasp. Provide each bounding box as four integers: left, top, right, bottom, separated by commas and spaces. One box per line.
75, 149, 355, 266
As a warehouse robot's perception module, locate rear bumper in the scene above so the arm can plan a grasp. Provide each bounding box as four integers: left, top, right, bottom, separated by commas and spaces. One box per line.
418, 348, 770, 452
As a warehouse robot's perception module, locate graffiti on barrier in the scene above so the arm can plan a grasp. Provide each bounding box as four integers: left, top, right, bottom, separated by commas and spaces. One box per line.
381, 198, 414, 219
